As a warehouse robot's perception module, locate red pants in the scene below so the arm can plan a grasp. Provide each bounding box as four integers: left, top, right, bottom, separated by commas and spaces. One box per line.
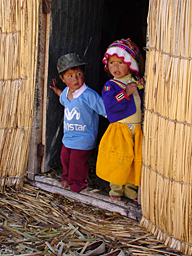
60, 144, 93, 193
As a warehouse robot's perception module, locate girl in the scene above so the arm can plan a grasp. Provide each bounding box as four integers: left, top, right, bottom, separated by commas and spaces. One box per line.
96, 38, 144, 201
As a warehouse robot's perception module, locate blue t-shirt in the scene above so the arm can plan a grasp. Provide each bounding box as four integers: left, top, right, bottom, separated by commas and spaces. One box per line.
60, 84, 106, 150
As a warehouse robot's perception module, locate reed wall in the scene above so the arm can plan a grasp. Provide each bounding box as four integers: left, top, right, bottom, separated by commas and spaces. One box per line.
0, 1, 40, 188
141, 0, 192, 255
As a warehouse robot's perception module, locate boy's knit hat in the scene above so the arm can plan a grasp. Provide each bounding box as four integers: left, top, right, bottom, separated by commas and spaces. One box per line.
57, 53, 86, 74
102, 38, 139, 73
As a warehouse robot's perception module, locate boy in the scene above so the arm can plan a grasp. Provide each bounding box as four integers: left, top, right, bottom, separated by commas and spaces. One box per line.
50, 53, 106, 193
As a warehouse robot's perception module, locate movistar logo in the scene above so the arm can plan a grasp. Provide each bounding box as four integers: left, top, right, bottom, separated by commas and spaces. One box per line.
65, 107, 80, 120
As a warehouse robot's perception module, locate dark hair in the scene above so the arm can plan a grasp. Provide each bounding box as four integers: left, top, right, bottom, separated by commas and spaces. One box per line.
60, 65, 85, 78
106, 68, 113, 79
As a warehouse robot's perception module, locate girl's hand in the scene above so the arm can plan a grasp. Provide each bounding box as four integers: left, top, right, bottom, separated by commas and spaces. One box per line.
125, 82, 137, 97
131, 76, 145, 90
137, 77, 145, 89
50, 78, 62, 96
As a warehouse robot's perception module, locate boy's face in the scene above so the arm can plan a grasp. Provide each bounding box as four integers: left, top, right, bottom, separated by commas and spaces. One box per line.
108, 55, 130, 79
60, 67, 84, 92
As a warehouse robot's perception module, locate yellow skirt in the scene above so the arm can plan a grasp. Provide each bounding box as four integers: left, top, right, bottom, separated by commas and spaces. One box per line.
96, 122, 143, 186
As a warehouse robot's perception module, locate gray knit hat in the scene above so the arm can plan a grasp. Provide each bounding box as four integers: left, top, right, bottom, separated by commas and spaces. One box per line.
57, 53, 86, 74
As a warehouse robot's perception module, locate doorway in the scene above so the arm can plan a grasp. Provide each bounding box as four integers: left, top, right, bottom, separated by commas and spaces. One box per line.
46, 0, 149, 184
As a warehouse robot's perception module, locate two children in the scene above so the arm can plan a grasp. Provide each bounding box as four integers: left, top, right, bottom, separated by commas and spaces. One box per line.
96, 38, 144, 201
50, 53, 106, 193
51, 38, 144, 202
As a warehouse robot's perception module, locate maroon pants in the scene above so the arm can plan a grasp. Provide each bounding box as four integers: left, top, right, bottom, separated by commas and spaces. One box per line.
60, 144, 93, 193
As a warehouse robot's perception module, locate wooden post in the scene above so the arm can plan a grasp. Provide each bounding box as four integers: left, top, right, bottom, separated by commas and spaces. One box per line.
41, 0, 51, 173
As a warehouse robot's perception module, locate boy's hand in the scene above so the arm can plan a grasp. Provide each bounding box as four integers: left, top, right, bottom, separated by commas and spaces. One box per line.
50, 78, 62, 96
52, 78, 58, 87
125, 82, 138, 97
49, 78, 58, 92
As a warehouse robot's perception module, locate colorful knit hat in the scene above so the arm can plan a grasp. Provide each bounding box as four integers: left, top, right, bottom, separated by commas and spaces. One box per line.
102, 38, 139, 73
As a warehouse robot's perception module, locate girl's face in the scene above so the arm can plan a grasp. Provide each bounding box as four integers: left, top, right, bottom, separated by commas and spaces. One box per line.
108, 55, 130, 79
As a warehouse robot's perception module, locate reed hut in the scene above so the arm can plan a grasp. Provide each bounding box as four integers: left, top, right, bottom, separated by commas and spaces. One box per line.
3, 0, 192, 254
0, 0, 147, 181
140, 0, 192, 255
0, 0, 147, 216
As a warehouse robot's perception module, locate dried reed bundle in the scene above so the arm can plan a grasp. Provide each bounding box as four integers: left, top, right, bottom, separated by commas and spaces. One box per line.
141, 0, 192, 255
0, 0, 40, 187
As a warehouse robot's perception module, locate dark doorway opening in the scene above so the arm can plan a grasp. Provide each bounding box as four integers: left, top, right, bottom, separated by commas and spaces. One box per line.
46, 0, 149, 192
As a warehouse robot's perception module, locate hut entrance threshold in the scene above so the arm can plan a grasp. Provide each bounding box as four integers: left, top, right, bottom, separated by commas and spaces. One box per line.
28, 175, 142, 221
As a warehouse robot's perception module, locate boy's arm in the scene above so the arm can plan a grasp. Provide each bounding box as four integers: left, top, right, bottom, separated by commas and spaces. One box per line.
50, 78, 62, 96
93, 96, 107, 117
